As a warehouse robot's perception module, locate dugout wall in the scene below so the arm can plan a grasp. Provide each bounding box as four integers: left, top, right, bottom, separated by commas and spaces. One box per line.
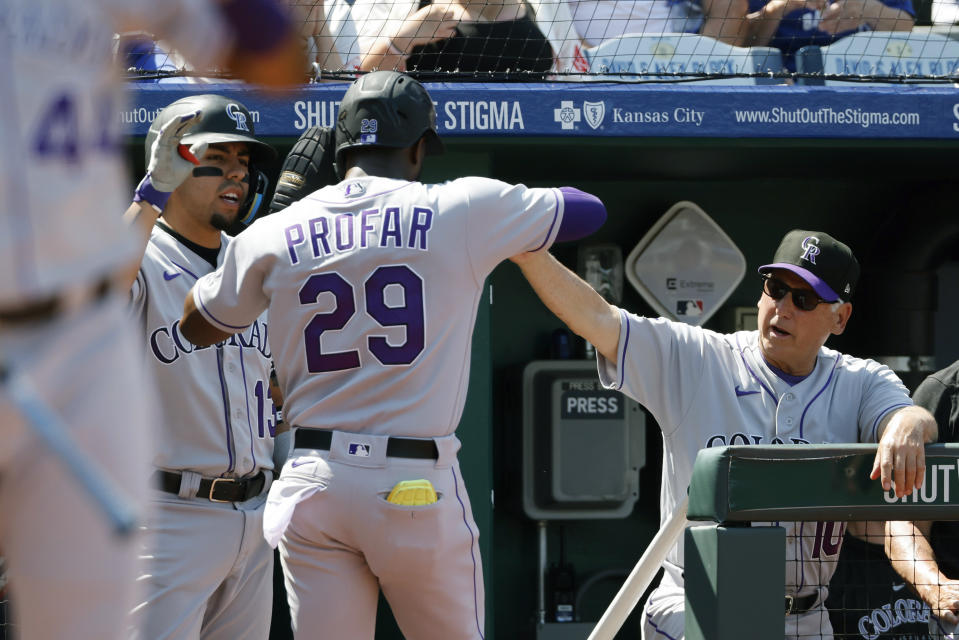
125, 84, 959, 640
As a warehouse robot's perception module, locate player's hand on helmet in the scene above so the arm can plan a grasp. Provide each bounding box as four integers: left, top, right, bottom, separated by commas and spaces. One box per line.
870, 405, 937, 498
134, 110, 206, 212
148, 110, 207, 191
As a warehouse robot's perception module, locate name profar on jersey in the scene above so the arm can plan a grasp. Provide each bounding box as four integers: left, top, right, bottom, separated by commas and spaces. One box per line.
560, 380, 623, 419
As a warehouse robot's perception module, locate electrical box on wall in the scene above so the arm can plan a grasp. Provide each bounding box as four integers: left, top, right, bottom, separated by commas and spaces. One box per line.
522, 360, 645, 520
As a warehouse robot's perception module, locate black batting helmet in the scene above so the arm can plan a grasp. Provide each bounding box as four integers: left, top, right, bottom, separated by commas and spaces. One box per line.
333, 71, 444, 179
145, 94, 276, 168
146, 94, 275, 226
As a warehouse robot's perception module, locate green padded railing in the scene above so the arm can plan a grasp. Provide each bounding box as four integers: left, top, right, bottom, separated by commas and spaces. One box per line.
688, 443, 959, 523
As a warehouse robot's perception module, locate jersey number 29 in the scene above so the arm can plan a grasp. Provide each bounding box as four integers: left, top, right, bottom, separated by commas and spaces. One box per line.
298, 265, 424, 372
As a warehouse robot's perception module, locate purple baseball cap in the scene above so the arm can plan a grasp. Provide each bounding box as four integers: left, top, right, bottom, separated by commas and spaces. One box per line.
758, 230, 860, 302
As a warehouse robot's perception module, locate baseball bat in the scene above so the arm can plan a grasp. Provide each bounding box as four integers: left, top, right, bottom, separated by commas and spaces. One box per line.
5, 372, 138, 536
587, 496, 689, 640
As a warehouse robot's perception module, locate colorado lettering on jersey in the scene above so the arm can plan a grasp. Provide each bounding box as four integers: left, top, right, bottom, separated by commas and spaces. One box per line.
284, 207, 434, 264
442, 101, 525, 131
150, 318, 270, 364
857, 598, 930, 640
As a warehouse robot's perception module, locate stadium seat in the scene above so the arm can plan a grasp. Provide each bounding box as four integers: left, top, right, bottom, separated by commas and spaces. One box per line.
575, 33, 785, 85
795, 30, 959, 85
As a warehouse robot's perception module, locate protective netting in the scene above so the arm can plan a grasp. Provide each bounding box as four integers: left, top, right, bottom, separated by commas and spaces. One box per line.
784, 521, 957, 639
117, 1, 959, 84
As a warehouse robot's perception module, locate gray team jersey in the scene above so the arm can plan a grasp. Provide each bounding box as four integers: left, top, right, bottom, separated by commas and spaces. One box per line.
133, 226, 276, 477
598, 310, 912, 594
194, 175, 563, 437
0, 0, 232, 306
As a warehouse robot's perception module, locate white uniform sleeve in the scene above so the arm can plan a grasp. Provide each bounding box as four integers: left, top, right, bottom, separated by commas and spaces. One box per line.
855, 358, 913, 443
597, 309, 707, 436
461, 177, 562, 278
192, 232, 273, 332
130, 271, 146, 316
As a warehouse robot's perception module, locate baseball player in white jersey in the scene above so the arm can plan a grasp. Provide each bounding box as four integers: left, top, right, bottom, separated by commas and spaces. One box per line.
177, 70, 608, 639
512, 229, 938, 640
122, 95, 292, 639
0, 1, 302, 638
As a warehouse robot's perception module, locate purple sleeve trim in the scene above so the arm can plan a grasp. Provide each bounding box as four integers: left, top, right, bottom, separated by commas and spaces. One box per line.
197, 288, 251, 331
219, 0, 293, 54
617, 308, 629, 390
133, 174, 170, 211
871, 402, 913, 442
555, 187, 606, 243
529, 192, 561, 252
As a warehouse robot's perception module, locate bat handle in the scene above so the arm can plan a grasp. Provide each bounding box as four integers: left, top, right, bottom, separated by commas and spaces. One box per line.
6, 373, 139, 536
588, 496, 689, 640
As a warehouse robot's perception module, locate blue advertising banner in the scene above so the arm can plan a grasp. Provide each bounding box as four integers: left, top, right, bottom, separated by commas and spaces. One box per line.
128, 83, 959, 140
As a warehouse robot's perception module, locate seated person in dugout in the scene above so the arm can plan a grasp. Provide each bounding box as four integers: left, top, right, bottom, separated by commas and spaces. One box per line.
825, 520, 933, 639
326, 0, 555, 77
744, 0, 914, 70
530, 0, 751, 73
562, 0, 749, 46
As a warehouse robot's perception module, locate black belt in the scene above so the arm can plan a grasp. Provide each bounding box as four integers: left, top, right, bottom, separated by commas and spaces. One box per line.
0, 276, 113, 325
785, 593, 819, 615
294, 428, 439, 460
154, 470, 267, 503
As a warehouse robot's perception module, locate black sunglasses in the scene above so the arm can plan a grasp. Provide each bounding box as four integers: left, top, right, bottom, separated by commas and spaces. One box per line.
761, 274, 832, 312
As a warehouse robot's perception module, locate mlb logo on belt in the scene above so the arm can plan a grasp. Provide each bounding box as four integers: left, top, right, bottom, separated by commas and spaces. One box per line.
348, 443, 371, 457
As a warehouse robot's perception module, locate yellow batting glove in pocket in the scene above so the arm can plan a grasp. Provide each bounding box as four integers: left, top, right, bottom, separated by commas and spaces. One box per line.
386, 479, 438, 506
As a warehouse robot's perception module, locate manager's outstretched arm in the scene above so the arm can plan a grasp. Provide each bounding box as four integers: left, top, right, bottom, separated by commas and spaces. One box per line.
886, 519, 959, 625
512, 250, 621, 363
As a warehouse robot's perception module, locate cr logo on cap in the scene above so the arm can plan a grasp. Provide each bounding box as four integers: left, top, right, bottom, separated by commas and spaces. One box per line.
226, 103, 250, 132
800, 236, 821, 264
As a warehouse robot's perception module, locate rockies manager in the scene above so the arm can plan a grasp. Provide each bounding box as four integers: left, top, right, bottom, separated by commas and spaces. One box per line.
178, 70, 607, 639
122, 95, 287, 639
511, 229, 937, 639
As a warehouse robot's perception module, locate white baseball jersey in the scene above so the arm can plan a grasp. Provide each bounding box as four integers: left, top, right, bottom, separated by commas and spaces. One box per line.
193, 174, 564, 640
129, 225, 277, 639
132, 225, 277, 477
0, 0, 232, 308
0, 2, 239, 637
193, 175, 564, 437
599, 312, 912, 639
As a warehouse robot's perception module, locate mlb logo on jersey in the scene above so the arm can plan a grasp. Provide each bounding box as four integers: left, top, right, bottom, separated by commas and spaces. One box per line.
344, 181, 366, 197
348, 443, 371, 457
361, 133, 377, 143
